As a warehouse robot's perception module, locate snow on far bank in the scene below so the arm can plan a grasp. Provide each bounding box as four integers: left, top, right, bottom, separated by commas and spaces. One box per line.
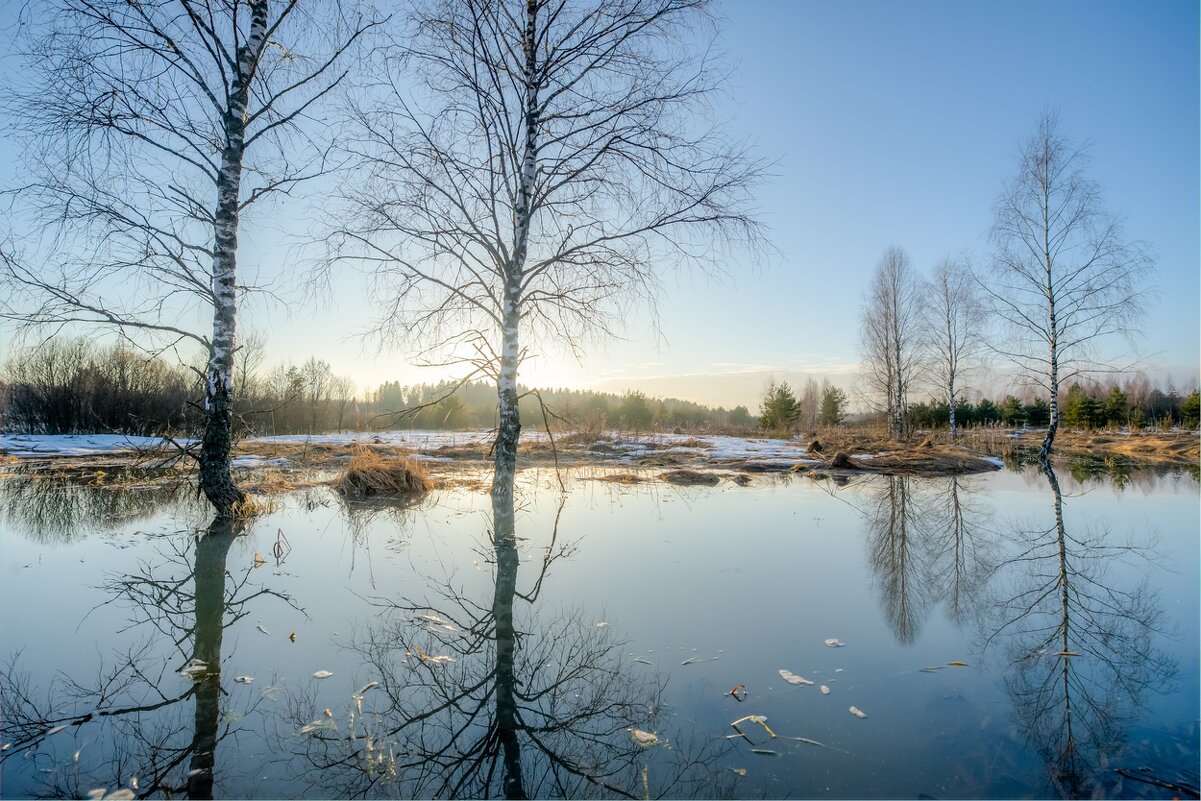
582, 432, 814, 462
247, 430, 501, 450
0, 433, 192, 458
2, 429, 815, 465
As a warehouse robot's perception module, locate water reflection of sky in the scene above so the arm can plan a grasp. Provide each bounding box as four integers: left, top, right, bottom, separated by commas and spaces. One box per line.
1, 465, 1197, 799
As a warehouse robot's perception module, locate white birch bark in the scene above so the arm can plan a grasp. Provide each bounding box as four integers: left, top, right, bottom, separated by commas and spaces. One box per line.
199, 0, 270, 515
492, 0, 540, 504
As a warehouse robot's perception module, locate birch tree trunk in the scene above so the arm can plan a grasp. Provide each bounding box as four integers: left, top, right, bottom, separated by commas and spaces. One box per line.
492, 0, 539, 502
199, 0, 269, 516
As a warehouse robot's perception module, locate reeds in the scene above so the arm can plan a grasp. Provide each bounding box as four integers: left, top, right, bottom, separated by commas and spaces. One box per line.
335, 445, 433, 497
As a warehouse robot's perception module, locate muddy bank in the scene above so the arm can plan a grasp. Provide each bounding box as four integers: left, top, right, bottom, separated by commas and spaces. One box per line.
1, 431, 1011, 499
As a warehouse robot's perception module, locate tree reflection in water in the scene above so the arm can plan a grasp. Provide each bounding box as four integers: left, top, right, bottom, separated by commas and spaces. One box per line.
984, 463, 1179, 798
0, 469, 204, 544
863, 475, 995, 643
1, 504, 298, 799
280, 469, 731, 799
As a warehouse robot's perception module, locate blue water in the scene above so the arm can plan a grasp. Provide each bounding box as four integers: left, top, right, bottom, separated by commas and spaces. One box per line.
1, 464, 1196, 798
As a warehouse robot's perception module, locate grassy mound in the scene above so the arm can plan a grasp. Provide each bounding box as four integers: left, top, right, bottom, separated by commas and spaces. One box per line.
335, 446, 433, 498
659, 469, 721, 486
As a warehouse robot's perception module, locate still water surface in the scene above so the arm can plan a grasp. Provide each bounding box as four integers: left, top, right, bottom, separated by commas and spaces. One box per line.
1, 463, 1197, 799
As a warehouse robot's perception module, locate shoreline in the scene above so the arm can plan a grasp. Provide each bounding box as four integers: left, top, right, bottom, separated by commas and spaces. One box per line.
2, 430, 1196, 493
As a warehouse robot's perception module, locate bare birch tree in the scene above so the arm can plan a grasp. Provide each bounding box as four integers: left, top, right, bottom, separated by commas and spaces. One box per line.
984, 111, 1153, 461
925, 257, 984, 438
326, 0, 764, 499
0, 0, 380, 515
860, 246, 924, 439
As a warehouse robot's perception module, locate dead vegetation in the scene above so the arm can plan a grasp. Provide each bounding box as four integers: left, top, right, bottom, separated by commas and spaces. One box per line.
334, 446, 434, 498
4, 427, 1193, 500
659, 469, 721, 486
592, 472, 647, 485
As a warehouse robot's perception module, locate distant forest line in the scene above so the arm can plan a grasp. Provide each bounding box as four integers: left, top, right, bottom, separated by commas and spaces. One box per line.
3, 338, 1198, 437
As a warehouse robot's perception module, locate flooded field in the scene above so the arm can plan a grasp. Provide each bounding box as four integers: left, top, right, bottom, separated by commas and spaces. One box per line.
1, 462, 1197, 799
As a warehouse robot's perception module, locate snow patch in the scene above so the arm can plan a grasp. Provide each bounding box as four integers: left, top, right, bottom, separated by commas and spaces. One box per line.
0, 434, 191, 458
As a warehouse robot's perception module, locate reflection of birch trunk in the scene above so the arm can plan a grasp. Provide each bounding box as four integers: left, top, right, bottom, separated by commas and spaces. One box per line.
187, 519, 241, 798
0, 505, 286, 798
930, 476, 992, 625
866, 476, 932, 644
491, 475, 527, 799
281, 469, 727, 798
984, 463, 1175, 797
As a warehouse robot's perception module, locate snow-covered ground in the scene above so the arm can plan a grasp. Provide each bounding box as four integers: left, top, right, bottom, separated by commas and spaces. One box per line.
248, 430, 502, 449
0, 433, 193, 458
1, 429, 815, 466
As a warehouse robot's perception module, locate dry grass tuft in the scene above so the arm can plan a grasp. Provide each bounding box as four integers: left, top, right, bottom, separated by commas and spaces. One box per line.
230, 495, 276, 519
335, 445, 433, 498
593, 472, 646, 485
659, 469, 721, 486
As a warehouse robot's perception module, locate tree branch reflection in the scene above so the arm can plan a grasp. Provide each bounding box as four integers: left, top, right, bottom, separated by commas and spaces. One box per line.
1, 507, 298, 798
863, 475, 994, 643
280, 471, 730, 798
983, 463, 1176, 797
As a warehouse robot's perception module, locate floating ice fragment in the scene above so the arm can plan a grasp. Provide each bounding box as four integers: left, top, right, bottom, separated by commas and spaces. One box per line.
179, 660, 207, 677
312, 670, 334, 679
256, 624, 271, 636
298, 719, 337, 734
824, 638, 845, 648
820, 685, 831, 695
849, 706, 867, 719
234, 675, 254, 684
778, 669, 814, 686
627, 728, 659, 747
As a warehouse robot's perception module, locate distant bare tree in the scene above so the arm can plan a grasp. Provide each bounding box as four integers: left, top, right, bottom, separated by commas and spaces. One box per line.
925, 257, 985, 438
300, 357, 332, 433
0, 0, 381, 515
234, 329, 269, 401
860, 247, 924, 439
326, 0, 765, 497
797, 377, 821, 431
984, 111, 1153, 461
330, 374, 356, 431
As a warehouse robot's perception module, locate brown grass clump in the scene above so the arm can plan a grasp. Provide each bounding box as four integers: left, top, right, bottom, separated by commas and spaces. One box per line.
594, 472, 647, 485
659, 469, 720, 486
335, 446, 433, 498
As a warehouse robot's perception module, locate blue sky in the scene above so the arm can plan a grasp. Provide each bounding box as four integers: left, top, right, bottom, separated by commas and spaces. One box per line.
571, 0, 1199, 406
2, 0, 1197, 408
